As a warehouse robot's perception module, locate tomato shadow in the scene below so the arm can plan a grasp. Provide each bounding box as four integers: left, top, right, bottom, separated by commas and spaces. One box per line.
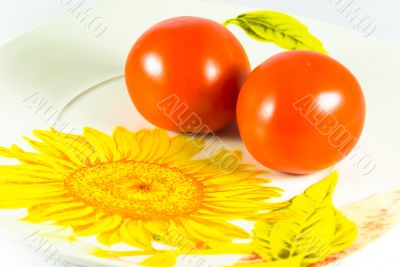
216, 120, 241, 139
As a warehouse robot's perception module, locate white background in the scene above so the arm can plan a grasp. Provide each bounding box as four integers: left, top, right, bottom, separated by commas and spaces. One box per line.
0, 0, 399, 266
0, 0, 399, 46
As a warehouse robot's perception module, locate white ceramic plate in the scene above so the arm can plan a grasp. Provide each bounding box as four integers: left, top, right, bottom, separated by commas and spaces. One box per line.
1, 0, 400, 266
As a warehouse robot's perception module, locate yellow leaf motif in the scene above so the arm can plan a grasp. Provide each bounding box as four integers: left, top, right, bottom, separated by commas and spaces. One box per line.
223, 10, 328, 54
251, 171, 357, 267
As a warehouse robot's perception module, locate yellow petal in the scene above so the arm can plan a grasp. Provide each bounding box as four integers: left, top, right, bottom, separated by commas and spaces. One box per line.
24, 204, 94, 223
162, 135, 205, 164
31, 130, 86, 167
178, 218, 231, 243
56, 212, 96, 228
201, 170, 267, 184
204, 187, 280, 199
97, 227, 122, 246
0, 145, 76, 172
189, 216, 250, 239
140, 251, 177, 267
83, 127, 121, 163
144, 220, 170, 236
0, 184, 66, 206
75, 214, 122, 236
196, 207, 262, 218
205, 199, 271, 209
175, 159, 223, 177
133, 129, 156, 162
0, 182, 64, 193
23, 135, 63, 158
49, 130, 98, 166
0, 194, 71, 209
0, 165, 66, 181
145, 129, 170, 163
113, 126, 140, 160
120, 219, 153, 249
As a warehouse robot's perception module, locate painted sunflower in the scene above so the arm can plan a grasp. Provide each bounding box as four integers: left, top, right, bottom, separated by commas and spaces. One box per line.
0, 127, 282, 250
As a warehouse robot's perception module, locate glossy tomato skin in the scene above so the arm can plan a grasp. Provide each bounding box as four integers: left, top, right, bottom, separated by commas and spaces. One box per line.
237, 51, 366, 174
125, 16, 250, 132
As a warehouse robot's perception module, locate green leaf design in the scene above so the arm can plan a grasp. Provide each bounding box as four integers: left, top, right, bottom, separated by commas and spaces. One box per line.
251, 171, 357, 267
223, 10, 328, 54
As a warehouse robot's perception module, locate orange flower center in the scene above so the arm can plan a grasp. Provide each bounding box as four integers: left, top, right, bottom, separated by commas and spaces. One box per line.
64, 161, 204, 220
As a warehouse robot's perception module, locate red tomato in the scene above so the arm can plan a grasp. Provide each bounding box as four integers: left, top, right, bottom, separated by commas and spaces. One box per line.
237, 51, 366, 174
125, 16, 250, 133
